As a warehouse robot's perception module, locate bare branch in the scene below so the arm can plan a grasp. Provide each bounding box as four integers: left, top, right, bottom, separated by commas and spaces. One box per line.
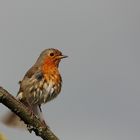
0, 87, 59, 140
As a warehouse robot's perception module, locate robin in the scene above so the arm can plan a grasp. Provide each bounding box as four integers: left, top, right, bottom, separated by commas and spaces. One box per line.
2, 48, 67, 128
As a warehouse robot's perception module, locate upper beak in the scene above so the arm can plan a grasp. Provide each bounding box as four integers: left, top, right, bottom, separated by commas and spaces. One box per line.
57, 55, 68, 59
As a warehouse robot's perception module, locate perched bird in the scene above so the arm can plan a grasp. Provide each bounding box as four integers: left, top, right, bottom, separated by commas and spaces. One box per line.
2, 48, 67, 128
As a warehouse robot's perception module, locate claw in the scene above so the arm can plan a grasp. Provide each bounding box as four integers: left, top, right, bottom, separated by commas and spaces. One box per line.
27, 124, 34, 133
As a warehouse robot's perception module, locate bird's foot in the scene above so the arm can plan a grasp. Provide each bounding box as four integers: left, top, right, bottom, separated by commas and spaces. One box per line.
27, 124, 34, 133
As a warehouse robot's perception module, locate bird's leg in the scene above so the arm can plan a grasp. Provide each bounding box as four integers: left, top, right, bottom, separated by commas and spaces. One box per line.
38, 105, 48, 127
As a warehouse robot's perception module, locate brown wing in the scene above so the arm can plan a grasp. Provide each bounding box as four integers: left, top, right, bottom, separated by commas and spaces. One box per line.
17, 66, 44, 103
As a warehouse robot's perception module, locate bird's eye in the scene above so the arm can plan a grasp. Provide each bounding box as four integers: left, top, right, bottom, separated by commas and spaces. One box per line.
50, 52, 54, 56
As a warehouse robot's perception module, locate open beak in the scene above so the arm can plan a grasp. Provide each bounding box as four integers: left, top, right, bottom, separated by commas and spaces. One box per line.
57, 55, 68, 59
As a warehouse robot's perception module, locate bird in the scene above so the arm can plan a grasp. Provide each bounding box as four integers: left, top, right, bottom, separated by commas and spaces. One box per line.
2, 48, 67, 128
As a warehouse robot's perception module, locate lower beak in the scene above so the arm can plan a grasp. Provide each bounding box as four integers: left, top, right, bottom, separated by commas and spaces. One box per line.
58, 55, 68, 59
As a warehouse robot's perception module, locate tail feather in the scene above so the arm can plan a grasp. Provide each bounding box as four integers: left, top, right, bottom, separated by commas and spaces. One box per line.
1, 111, 26, 129
1, 105, 45, 129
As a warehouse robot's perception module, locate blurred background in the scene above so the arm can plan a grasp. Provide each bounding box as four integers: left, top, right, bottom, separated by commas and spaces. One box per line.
0, 0, 140, 140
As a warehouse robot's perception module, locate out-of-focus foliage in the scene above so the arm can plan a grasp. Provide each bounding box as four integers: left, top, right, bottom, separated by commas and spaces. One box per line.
0, 132, 8, 140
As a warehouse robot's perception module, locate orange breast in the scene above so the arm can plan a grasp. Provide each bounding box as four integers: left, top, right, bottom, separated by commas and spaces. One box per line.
41, 63, 62, 91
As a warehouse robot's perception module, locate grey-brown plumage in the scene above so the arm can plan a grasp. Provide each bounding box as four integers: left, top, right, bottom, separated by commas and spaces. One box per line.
1, 48, 67, 128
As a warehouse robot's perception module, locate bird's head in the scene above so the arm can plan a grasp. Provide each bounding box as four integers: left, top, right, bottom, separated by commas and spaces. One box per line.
36, 48, 68, 67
